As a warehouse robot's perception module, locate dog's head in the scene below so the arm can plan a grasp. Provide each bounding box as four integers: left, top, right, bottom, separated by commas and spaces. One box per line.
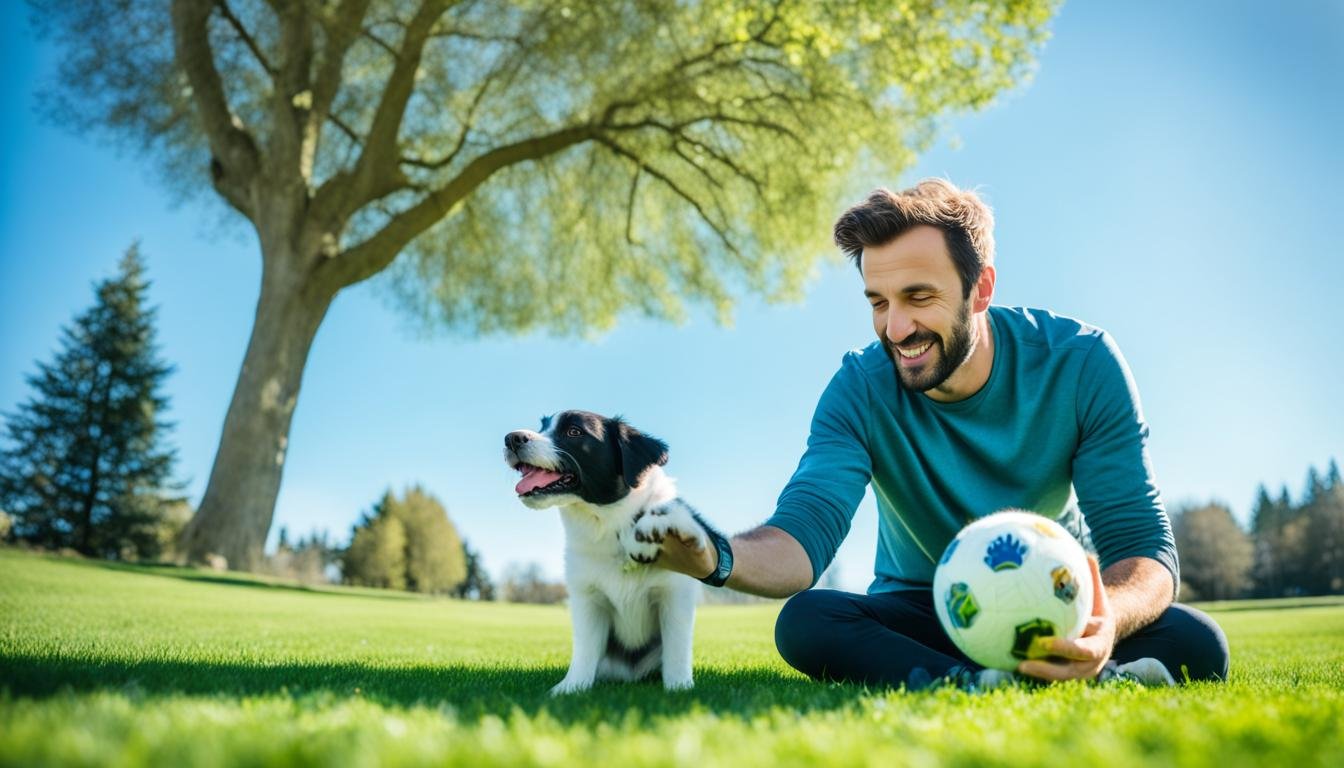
504, 410, 669, 509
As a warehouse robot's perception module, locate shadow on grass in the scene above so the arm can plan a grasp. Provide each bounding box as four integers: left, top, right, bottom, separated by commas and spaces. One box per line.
0, 654, 874, 724
72, 557, 421, 603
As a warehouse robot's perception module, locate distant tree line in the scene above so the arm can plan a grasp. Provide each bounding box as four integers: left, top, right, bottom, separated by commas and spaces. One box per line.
1174, 460, 1343, 600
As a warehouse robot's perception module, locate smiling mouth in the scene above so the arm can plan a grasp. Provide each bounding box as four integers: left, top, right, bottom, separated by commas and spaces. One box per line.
514, 463, 579, 497
895, 341, 933, 360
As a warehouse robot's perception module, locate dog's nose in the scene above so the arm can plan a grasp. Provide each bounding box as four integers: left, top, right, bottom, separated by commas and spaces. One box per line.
505, 431, 529, 452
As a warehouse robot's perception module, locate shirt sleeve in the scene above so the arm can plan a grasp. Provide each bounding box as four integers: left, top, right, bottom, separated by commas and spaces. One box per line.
765, 353, 875, 587
1072, 332, 1180, 595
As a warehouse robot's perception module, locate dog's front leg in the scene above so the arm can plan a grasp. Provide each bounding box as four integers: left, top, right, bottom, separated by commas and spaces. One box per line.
658, 584, 699, 690
550, 590, 610, 696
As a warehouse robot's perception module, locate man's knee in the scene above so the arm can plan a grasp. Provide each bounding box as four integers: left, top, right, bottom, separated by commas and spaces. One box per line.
775, 589, 848, 678
1167, 604, 1230, 681
1127, 603, 1230, 682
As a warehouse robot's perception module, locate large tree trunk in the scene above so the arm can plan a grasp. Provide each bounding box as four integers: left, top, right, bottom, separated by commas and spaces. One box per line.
180, 254, 335, 570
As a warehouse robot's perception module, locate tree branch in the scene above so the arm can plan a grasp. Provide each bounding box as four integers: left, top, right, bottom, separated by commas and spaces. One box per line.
215, 0, 275, 75
171, 0, 261, 217
319, 124, 596, 291
595, 137, 738, 258
311, 0, 452, 228
302, 0, 371, 183
270, 1, 315, 183
398, 47, 527, 172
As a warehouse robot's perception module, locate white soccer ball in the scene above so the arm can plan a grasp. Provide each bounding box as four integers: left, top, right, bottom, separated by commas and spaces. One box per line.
933, 510, 1094, 671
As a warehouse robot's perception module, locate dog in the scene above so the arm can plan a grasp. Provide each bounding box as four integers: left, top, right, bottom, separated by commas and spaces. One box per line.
504, 410, 710, 694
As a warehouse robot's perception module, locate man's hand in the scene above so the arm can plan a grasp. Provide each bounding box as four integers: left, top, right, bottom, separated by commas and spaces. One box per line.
644, 526, 717, 580
627, 501, 718, 580
1016, 556, 1116, 682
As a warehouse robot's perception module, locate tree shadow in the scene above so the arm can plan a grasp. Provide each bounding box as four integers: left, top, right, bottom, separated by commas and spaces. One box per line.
0, 653, 875, 723
76, 558, 422, 603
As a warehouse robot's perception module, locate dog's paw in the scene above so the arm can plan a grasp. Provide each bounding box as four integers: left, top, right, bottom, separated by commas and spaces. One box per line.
632, 499, 709, 552
618, 525, 661, 565
549, 677, 593, 696
662, 675, 695, 691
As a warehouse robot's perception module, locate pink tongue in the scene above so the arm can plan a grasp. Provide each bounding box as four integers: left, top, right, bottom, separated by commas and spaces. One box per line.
516, 466, 564, 495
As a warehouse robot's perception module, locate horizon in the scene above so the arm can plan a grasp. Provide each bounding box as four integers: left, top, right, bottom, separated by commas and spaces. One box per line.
3, 0, 1341, 591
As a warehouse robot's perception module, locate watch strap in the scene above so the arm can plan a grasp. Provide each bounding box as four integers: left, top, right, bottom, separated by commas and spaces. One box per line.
698, 524, 734, 588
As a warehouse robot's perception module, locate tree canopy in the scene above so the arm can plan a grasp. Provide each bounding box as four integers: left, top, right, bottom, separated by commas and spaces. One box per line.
35, 0, 1056, 333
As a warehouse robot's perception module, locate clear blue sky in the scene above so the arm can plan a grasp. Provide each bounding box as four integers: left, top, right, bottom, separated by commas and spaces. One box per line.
2, 1, 1341, 591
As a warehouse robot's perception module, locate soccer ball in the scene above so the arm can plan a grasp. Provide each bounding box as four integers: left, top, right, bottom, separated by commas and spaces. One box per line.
933, 510, 1094, 671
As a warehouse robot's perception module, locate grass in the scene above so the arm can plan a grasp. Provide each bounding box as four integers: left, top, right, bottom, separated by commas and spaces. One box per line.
1, 547, 1342, 767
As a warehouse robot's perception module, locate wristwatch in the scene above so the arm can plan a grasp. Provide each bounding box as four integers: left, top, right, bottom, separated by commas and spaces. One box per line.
698, 526, 734, 588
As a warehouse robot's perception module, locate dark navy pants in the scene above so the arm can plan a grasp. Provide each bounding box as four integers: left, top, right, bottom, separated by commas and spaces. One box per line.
775, 588, 1229, 688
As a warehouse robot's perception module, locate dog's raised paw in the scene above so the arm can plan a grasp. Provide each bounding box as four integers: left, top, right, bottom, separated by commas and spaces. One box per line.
632, 499, 709, 551
619, 518, 662, 564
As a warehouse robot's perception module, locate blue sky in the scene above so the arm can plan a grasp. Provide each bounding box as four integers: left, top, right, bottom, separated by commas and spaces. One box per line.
2, 1, 1341, 592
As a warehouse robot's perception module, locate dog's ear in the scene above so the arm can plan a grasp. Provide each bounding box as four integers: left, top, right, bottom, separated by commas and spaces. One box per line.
615, 420, 669, 489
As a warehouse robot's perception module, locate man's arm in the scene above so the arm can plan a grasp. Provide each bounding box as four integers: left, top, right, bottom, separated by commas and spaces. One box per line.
1104, 555, 1173, 640
645, 524, 813, 599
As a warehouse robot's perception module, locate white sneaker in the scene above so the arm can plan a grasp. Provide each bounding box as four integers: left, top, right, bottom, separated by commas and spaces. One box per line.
1097, 657, 1176, 686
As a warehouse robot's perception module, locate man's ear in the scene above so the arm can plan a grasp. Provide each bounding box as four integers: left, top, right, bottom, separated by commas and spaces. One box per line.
616, 421, 669, 488
972, 264, 996, 314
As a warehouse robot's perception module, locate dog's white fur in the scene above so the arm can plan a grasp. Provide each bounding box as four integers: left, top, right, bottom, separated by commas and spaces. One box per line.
552, 467, 705, 694
507, 427, 707, 695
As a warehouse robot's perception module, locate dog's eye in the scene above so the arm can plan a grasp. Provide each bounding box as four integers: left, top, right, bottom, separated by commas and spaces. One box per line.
566, 427, 583, 438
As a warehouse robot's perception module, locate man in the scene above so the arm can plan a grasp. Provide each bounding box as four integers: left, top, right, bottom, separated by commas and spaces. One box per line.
646, 179, 1229, 689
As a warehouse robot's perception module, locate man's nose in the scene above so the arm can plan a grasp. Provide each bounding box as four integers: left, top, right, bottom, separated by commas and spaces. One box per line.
886, 311, 916, 344
505, 431, 530, 452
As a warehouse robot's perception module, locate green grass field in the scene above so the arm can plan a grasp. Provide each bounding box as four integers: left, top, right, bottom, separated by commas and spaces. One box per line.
2, 547, 1342, 768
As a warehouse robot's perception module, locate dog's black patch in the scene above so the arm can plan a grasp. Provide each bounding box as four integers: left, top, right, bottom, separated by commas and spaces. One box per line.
606, 627, 661, 674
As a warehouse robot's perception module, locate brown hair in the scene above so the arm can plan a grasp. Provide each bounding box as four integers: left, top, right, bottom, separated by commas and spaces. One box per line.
833, 178, 995, 298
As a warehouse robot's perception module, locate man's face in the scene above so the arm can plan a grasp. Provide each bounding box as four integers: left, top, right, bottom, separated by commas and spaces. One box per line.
862, 225, 977, 394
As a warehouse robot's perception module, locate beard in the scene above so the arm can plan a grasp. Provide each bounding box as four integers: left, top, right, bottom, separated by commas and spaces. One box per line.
881, 299, 976, 393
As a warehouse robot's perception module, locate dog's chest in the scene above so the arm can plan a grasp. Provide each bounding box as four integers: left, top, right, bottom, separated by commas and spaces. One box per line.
560, 509, 676, 648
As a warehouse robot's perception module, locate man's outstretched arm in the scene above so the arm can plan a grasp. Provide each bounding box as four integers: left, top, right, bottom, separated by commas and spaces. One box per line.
648, 524, 813, 599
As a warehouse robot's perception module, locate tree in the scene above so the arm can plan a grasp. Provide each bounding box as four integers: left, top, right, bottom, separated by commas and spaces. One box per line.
1299, 476, 1344, 595
342, 494, 408, 589
341, 486, 467, 593
1251, 484, 1300, 597
454, 538, 495, 600
0, 245, 184, 560
33, 0, 1057, 569
1172, 502, 1253, 601
397, 486, 467, 593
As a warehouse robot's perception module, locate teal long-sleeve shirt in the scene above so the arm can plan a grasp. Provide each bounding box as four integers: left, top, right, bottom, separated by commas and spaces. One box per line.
765, 306, 1179, 595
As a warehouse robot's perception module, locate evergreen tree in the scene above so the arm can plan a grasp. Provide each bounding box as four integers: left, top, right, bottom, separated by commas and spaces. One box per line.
0, 244, 182, 559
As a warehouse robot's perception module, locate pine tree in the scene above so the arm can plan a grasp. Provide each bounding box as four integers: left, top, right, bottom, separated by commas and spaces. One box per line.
0, 244, 183, 559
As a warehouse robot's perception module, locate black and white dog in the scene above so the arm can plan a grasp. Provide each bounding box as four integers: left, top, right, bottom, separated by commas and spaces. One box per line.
504, 410, 709, 694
